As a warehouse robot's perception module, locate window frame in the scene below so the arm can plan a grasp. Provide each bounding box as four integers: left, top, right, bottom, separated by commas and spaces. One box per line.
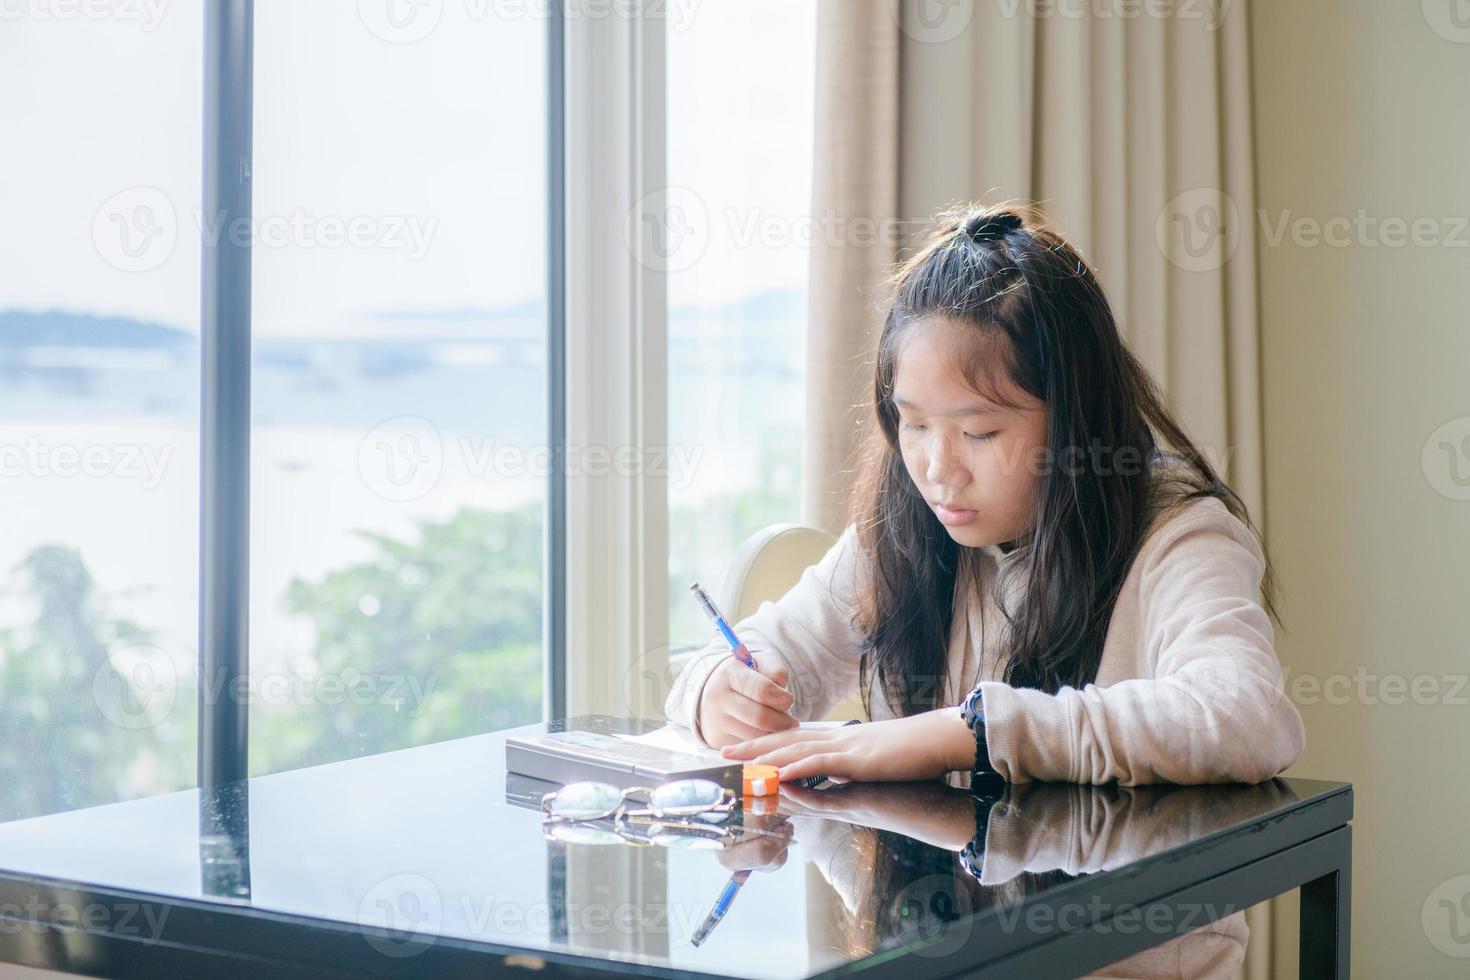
560, 0, 671, 720
198, 0, 572, 782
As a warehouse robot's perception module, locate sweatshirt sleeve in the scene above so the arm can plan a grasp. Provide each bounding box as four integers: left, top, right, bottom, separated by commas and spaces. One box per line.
662, 524, 866, 745
978, 501, 1307, 785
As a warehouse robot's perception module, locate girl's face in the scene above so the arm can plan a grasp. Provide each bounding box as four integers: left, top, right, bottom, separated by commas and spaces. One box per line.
891, 317, 1049, 549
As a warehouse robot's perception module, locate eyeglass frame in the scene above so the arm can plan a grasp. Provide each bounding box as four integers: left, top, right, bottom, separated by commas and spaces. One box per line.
539, 779, 739, 825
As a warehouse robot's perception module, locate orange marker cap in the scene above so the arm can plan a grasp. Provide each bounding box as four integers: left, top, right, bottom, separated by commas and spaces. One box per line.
742, 764, 780, 798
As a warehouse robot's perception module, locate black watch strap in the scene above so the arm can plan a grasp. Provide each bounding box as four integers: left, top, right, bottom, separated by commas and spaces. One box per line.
962, 686, 993, 778
959, 778, 1006, 881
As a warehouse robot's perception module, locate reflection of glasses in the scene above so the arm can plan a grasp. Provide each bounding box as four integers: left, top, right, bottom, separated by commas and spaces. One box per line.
542, 812, 741, 849
540, 779, 737, 823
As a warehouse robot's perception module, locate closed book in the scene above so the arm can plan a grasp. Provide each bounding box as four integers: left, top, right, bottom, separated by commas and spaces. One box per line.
504, 715, 742, 792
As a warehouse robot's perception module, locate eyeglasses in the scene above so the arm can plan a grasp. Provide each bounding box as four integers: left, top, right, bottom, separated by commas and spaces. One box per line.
540, 779, 739, 849
540, 778, 737, 824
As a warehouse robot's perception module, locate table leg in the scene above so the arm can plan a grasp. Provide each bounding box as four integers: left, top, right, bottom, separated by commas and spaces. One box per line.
1299, 826, 1352, 980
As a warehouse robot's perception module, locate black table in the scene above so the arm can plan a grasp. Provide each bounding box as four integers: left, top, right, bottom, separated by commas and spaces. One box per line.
0, 716, 1351, 979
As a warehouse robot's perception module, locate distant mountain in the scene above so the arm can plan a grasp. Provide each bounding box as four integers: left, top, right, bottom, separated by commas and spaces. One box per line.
0, 289, 806, 350
361, 289, 806, 333
367, 298, 547, 323
0, 311, 196, 351
0, 291, 804, 426
677, 289, 804, 323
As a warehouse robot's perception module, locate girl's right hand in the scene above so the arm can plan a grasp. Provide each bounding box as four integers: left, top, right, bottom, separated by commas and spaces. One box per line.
697, 652, 798, 748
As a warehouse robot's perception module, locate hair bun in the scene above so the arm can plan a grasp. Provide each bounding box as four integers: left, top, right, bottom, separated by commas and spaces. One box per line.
962, 210, 1023, 243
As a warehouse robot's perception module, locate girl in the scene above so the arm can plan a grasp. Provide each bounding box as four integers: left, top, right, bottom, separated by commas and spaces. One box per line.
664, 202, 1306, 786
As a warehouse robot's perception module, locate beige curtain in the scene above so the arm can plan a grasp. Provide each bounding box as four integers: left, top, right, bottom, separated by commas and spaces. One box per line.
803, 3, 903, 534
804, 1, 1275, 976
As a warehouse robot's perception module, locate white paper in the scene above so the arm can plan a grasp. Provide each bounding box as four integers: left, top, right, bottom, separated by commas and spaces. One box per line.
611, 720, 851, 761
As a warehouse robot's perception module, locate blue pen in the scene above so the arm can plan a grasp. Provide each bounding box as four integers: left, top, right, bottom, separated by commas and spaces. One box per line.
791, 718, 862, 790
688, 582, 758, 670
689, 868, 750, 946
689, 581, 856, 790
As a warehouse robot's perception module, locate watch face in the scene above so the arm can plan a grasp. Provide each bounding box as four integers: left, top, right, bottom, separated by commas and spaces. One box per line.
962, 687, 983, 726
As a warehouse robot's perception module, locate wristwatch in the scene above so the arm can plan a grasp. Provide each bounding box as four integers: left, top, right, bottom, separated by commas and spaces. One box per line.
958, 772, 1008, 881
960, 685, 993, 779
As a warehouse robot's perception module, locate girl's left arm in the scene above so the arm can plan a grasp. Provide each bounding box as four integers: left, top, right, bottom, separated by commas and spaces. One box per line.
978, 501, 1307, 785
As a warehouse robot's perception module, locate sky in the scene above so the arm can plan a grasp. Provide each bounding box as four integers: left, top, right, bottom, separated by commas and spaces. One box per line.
0, 0, 816, 335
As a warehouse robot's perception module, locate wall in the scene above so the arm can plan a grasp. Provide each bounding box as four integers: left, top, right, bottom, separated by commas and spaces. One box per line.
1252, 1, 1470, 976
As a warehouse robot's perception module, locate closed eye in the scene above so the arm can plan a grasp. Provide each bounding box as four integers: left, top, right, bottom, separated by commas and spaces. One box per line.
966, 432, 997, 443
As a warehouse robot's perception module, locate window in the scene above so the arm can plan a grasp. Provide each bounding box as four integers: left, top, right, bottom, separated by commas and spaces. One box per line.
1, 1, 808, 805
665, 1, 818, 648
0, 8, 203, 819
0, 2, 554, 804
249, 1, 551, 774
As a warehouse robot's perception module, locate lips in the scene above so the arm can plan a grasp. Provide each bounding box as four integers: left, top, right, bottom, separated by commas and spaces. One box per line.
931, 501, 978, 527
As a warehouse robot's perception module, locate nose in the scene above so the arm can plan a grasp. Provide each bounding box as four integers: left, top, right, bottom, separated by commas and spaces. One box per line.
923, 432, 971, 489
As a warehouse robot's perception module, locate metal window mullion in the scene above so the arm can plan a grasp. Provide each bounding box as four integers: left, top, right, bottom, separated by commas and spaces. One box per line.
199, 0, 253, 789
545, 0, 567, 723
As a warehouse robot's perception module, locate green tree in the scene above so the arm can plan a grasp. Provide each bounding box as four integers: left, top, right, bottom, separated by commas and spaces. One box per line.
0, 545, 191, 820
255, 506, 545, 774
667, 440, 804, 645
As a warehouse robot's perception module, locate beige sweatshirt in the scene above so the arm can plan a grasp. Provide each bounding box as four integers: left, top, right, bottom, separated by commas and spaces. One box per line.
663, 494, 1306, 785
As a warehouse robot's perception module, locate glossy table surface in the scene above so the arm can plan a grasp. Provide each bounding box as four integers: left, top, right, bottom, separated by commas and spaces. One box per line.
0, 715, 1353, 979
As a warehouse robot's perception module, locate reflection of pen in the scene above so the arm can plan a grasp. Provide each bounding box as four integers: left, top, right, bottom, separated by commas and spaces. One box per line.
690, 868, 751, 947
792, 719, 862, 790
689, 582, 758, 670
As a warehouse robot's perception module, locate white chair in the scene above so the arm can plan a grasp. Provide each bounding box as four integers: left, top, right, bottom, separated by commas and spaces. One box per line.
713, 523, 835, 623
707, 523, 866, 722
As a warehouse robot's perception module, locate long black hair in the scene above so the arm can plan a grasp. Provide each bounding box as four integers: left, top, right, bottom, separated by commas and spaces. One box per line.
850, 202, 1275, 717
